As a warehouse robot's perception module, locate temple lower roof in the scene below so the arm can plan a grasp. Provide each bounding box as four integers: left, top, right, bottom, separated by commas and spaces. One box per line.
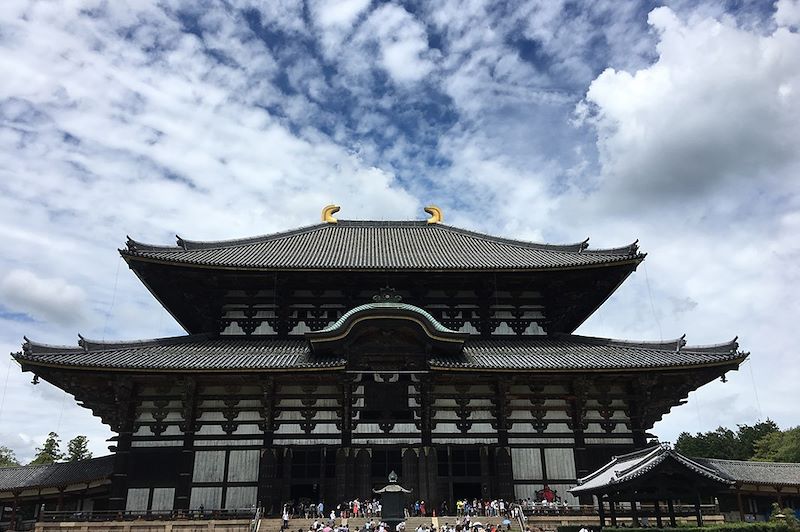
122, 220, 644, 271
14, 333, 745, 372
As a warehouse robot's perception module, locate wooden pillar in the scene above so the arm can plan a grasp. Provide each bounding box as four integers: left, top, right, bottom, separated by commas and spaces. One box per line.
425, 447, 439, 506
258, 377, 277, 513
10, 493, 19, 529
418, 447, 429, 502
335, 448, 350, 505
340, 376, 353, 447
282, 449, 293, 503
495, 447, 514, 502
596, 495, 606, 528
403, 449, 419, 497
654, 499, 663, 529
694, 494, 703, 527
495, 380, 510, 447
776, 488, 783, 508
630, 499, 638, 527
260, 449, 278, 514
110, 379, 136, 512
419, 377, 432, 447
736, 490, 745, 522
175, 378, 196, 512
667, 499, 676, 528
57, 487, 65, 511
609, 499, 618, 527
480, 446, 491, 503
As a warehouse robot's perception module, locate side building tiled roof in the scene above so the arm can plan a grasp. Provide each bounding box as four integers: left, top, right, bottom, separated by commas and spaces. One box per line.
14, 333, 745, 372
695, 458, 800, 487
0, 456, 113, 492
121, 220, 644, 271
571, 444, 733, 494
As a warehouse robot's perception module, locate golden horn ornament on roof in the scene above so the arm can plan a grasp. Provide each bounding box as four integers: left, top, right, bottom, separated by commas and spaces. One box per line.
322, 204, 340, 223
424, 205, 443, 224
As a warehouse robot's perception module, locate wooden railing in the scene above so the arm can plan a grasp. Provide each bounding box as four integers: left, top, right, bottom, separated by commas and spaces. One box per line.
39, 508, 258, 523
517, 503, 720, 517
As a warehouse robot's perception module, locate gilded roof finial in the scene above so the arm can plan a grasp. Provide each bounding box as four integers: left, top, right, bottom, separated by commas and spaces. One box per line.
322, 204, 340, 223
424, 205, 443, 224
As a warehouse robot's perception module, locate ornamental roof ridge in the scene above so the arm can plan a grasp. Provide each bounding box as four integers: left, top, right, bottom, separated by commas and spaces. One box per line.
76, 332, 214, 352
123, 223, 328, 253
559, 333, 739, 354
22, 336, 84, 355
310, 300, 462, 336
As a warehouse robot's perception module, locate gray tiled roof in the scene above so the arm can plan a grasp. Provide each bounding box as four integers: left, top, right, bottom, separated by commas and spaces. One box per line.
571, 445, 732, 494
0, 456, 113, 492
434, 335, 743, 370
15, 334, 743, 372
18, 335, 344, 371
122, 221, 643, 270
695, 458, 800, 487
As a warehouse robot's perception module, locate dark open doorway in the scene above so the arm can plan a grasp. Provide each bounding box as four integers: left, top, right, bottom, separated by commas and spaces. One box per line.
452, 482, 482, 502
290, 483, 319, 503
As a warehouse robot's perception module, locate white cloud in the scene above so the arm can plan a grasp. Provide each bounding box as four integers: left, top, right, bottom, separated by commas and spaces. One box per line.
0, 269, 87, 325
578, 6, 800, 201
359, 4, 436, 84
312, 0, 371, 28
775, 0, 800, 27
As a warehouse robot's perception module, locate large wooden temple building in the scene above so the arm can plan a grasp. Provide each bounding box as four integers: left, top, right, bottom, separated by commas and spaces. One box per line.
13, 206, 747, 515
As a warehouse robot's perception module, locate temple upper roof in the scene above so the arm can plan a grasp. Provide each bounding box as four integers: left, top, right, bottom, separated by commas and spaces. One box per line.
122, 220, 643, 271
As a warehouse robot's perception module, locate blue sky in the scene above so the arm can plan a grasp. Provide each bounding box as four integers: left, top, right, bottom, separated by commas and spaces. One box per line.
1, 0, 799, 462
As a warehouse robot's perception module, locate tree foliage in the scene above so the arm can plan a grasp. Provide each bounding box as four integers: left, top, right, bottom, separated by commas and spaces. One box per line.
674, 420, 780, 460
66, 435, 92, 461
0, 446, 21, 467
753, 427, 800, 463
29, 432, 64, 465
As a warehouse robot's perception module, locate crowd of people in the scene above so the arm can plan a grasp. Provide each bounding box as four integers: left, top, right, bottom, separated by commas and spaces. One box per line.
282, 499, 384, 522
280, 486, 577, 532
283, 513, 522, 532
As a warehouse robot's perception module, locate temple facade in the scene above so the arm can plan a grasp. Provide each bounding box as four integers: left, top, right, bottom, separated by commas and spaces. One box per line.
13, 206, 747, 515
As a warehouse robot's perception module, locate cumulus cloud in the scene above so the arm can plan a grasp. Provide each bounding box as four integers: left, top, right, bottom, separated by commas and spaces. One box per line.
775, 0, 800, 27
357, 4, 437, 85
576, 5, 800, 202
0, 270, 87, 326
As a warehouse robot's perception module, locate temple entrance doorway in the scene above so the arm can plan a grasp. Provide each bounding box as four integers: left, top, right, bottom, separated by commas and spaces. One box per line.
452, 482, 482, 503
290, 483, 319, 503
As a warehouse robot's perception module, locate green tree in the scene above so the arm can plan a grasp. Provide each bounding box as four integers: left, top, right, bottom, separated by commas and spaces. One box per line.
66, 435, 92, 461
674, 419, 781, 460
738, 419, 781, 458
29, 432, 64, 465
0, 446, 21, 467
675, 427, 743, 459
753, 427, 800, 463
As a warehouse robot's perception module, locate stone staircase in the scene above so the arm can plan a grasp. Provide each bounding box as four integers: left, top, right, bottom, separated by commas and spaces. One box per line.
254, 516, 517, 532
